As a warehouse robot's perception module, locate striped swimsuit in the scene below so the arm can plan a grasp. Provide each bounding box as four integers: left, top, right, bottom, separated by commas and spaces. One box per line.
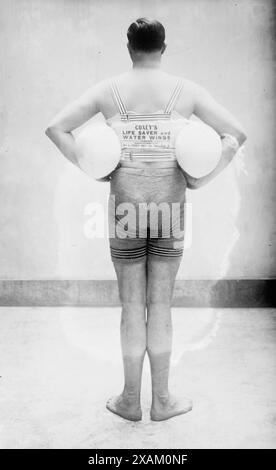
107, 79, 187, 262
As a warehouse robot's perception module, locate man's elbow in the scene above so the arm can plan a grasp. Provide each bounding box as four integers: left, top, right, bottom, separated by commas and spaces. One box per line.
45, 125, 56, 138
225, 128, 247, 147
237, 129, 247, 146
232, 125, 247, 146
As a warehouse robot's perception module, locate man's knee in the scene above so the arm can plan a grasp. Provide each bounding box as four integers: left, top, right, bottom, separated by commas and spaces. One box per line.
146, 298, 172, 313
121, 299, 146, 309
121, 301, 147, 321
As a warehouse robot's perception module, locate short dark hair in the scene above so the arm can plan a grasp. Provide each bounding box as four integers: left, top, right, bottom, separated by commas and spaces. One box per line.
127, 18, 165, 52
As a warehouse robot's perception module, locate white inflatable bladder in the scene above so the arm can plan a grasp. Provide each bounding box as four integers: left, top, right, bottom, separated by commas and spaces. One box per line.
175, 120, 222, 178
75, 122, 121, 180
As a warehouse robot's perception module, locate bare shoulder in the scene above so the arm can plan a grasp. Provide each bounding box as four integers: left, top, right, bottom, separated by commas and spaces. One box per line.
93, 73, 127, 91
178, 77, 209, 97
174, 76, 216, 111
84, 77, 111, 96
74, 75, 122, 111
78, 75, 117, 97
87, 73, 128, 101
82, 73, 131, 114
165, 75, 205, 113
167, 74, 207, 97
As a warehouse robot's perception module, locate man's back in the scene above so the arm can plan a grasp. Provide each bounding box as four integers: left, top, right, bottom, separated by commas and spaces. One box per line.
97, 70, 196, 121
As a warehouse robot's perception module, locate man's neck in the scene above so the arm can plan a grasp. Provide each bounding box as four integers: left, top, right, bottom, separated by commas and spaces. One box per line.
132, 52, 162, 69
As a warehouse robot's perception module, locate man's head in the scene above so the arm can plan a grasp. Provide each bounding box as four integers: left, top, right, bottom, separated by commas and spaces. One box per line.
127, 18, 166, 59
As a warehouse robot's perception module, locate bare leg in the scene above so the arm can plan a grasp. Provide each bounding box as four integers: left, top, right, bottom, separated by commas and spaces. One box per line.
106, 259, 147, 421
146, 257, 193, 421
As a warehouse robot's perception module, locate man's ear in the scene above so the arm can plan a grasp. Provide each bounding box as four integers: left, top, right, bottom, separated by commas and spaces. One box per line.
161, 43, 167, 55
127, 42, 133, 60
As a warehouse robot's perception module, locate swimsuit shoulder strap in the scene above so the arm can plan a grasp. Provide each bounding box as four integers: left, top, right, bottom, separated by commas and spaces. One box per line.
109, 80, 127, 117
109, 78, 184, 119
163, 79, 184, 115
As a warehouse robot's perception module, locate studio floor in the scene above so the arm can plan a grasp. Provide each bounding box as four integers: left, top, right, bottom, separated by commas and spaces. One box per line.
0, 307, 275, 449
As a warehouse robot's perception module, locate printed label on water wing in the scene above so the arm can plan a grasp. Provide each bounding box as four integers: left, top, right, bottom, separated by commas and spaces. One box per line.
120, 122, 173, 149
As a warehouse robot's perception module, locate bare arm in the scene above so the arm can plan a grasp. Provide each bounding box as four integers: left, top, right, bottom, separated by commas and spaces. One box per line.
193, 85, 247, 145
184, 84, 247, 189
45, 83, 104, 168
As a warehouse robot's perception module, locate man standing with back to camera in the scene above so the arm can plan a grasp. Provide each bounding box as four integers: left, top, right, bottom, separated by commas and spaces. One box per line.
46, 18, 246, 421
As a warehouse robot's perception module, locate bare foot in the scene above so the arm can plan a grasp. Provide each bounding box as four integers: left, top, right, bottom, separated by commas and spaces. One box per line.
150, 394, 193, 421
106, 394, 142, 422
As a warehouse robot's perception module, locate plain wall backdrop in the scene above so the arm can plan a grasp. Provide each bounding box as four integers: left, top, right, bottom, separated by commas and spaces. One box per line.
0, 0, 275, 280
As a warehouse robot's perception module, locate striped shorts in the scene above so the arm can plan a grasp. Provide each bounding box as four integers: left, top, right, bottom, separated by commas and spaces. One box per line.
108, 164, 187, 263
